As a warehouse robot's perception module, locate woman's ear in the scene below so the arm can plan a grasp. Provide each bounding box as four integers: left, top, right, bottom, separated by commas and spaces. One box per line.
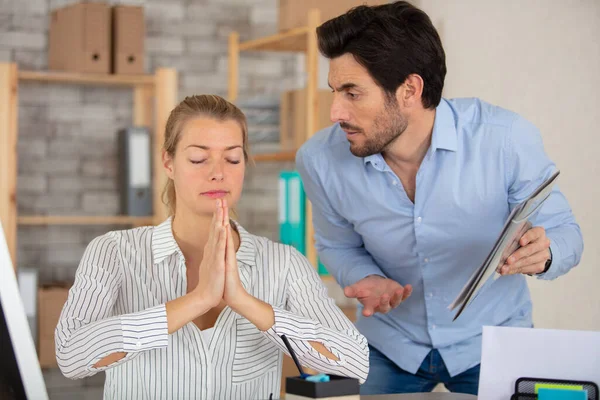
163, 150, 175, 180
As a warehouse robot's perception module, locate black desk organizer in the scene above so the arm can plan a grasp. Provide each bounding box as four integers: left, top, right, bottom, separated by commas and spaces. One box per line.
285, 375, 359, 399
510, 377, 599, 400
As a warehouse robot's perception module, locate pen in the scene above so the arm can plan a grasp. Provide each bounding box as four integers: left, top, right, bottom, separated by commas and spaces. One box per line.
280, 334, 308, 378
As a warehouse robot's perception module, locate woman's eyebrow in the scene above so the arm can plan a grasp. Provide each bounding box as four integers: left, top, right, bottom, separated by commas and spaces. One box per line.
185, 145, 242, 150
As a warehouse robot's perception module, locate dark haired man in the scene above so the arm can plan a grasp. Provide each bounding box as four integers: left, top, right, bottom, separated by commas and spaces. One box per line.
296, 1, 583, 395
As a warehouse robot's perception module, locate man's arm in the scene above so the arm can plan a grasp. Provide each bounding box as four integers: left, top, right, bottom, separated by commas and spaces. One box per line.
296, 146, 385, 288
503, 115, 584, 280
296, 146, 412, 315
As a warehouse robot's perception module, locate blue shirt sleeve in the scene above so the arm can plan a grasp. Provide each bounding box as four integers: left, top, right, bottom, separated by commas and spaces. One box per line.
295, 146, 386, 288
505, 115, 584, 280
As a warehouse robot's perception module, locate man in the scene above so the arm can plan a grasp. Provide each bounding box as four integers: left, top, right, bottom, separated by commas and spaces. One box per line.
295, 1, 583, 395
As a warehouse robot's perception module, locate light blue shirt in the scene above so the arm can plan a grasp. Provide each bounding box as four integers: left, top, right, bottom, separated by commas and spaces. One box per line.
295, 98, 583, 377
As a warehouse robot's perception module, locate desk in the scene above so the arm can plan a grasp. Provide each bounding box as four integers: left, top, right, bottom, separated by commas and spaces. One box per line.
362, 394, 476, 400
282, 395, 476, 399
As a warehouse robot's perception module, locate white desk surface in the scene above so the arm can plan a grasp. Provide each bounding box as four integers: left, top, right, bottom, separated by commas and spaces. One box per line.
362, 394, 477, 400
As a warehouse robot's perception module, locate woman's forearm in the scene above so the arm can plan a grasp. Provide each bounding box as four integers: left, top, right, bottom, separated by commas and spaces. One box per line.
229, 293, 275, 332
93, 292, 210, 369
165, 291, 211, 333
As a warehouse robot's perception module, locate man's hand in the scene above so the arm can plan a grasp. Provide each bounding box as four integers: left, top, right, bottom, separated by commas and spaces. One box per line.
499, 226, 551, 276
344, 275, 412, 317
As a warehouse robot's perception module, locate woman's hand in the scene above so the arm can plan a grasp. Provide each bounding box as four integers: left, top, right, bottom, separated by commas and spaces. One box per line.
192, 199, 227, 309
222, 201, 249, 310
221, 202, 274, 331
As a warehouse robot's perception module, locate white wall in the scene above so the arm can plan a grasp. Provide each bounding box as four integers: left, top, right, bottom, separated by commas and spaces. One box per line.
318, 0, 600, 331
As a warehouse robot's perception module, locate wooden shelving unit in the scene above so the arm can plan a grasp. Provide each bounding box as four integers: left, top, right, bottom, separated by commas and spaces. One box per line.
252, 150, 297, 163
238, 26, 310, 52
17, 216, 155, 226
18, 70, 155, 86
0, 64, 178, 270
228, 9, 322, 268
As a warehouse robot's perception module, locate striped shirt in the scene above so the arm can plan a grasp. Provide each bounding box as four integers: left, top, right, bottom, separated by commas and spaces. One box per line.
55, 218, 369, 400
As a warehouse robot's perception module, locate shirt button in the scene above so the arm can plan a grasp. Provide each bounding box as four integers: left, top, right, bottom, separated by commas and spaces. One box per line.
416, 217, 422, 224
424, 258, 429, 263
136, 341, 142, 349
432, 324, 437, 330
428, 293, 433, 298
392, 180, 398, 186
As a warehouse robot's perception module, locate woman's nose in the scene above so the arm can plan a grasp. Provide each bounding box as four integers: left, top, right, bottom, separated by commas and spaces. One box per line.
210, 162, 224, 181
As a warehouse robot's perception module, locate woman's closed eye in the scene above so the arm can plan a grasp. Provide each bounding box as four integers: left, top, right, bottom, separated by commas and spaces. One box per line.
189, 159, 241, 165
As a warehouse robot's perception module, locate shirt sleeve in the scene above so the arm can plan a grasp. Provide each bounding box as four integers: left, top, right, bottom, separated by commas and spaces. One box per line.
505, 115, 584, 280
55, 233, 169, 379
296, 146, 386, 288
262, 247, 370, 384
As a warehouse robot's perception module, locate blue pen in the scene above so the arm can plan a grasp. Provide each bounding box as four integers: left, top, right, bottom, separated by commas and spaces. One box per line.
280, 334, 310, 379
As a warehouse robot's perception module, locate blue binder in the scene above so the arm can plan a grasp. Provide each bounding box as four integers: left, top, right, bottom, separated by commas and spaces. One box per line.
279, 171, 305, 255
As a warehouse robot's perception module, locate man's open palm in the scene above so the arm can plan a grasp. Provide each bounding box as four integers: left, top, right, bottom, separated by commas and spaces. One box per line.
344, 275, 412, 317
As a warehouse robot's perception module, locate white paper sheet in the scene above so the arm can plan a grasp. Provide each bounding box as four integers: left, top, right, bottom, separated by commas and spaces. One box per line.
479, 326, 600, 400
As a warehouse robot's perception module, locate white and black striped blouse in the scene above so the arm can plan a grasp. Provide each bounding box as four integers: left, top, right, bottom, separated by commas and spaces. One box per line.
55, 218, 369, 399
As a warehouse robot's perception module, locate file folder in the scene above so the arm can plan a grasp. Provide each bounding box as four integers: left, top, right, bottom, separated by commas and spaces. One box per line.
449, 169, 560, 320
279, 171, 305, 255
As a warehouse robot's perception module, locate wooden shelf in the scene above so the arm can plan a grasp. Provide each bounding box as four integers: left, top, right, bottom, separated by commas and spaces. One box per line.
239, 27, 309, 52
18, 70, 155, 87
319, 274, 335, 282
17, 216, 154, 226
252, 150, 297, 162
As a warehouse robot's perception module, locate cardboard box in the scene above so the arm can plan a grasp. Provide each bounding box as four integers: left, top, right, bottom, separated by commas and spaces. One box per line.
280, 89, 334, 150
278, 0, 386, 32
38, 285, 70, 368
112, 5, 145, 74
48, 2, 111, 74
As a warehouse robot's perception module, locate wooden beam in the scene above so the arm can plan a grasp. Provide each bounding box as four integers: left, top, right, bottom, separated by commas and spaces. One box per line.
238, 27, 309, 52
305, 9, 320, 268
154, 68, 178, 225
228, 32, 240, 103
134, 85, 154, 128
252, 150, 296, 163
0, 63, 18, 269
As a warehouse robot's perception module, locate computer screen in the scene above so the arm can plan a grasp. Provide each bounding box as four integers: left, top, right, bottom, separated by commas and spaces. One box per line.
0, 223, 48, 400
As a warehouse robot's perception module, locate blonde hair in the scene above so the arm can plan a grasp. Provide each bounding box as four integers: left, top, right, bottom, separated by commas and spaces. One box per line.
162, 94, 250, 216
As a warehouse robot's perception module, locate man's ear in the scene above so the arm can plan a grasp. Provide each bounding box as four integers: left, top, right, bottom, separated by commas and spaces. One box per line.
163, 150, 174, 180
395, 73, 424, 109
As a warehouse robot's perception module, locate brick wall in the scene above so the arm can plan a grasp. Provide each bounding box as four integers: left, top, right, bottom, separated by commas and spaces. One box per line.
2, 0, 297, 397
4, 0, 300, 283
2, 0, 353, 397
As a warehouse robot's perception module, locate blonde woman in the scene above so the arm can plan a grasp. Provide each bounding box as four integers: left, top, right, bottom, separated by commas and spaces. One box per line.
55, 95, 369, 399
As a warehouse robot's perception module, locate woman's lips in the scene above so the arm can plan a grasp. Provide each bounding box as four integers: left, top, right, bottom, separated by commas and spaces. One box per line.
201, 191, 228, 199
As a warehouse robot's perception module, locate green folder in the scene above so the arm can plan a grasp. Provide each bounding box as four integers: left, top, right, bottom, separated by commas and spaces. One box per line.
279, 171, 305, 255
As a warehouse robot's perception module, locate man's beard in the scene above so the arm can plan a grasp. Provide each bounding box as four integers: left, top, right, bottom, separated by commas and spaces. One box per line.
343, 97, 408, 158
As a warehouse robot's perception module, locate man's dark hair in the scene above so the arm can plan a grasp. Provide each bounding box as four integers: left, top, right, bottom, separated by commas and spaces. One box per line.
317, 1, 446, 109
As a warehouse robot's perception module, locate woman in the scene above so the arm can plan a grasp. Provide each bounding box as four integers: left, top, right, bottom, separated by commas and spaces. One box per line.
55, 95, 369, 399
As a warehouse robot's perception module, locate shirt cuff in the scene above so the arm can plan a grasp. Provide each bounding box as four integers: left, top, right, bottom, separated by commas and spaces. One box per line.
536, 239, 562, 280
263, 307, 344, 364
266, 306, 318, 340
343, 264, 387, 288
121, 305, 169, 353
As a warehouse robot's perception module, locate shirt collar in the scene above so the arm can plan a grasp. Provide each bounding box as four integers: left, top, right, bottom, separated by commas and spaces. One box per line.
152, 217, 257, 268
363, 98, 457, 168
430, 98, 458, 153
